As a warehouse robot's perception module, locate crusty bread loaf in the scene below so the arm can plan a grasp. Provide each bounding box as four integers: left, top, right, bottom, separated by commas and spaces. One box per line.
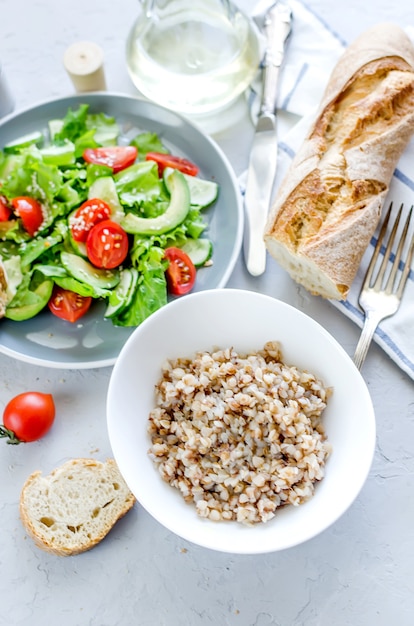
264, 23, 414, 300
20, 458, 135, 556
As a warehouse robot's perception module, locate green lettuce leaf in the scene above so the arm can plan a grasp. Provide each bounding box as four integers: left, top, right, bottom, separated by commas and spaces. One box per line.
73, 129, 99, 157
111, 245, 167, 327
0, 149, 62, 203
114, 161, 165, 208
130, 132, 169, 158
19, 230, 64, 269
54, 104, 90, 143
87, 112, 119, 146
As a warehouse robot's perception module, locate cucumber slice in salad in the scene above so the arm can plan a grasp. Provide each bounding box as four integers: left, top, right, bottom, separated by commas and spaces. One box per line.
61, 251, 120, 295
180, 238, 213, 267
40, 139, 76, 165
48, 119, 64, 140
105, 268, 139, 318
3, 131, 43, 153
163, 167, 218, 208
68, 232, 87, 259
67, 209, 88, 258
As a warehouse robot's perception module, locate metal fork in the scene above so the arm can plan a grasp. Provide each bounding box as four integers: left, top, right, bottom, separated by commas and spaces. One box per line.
353, 202, 414, 370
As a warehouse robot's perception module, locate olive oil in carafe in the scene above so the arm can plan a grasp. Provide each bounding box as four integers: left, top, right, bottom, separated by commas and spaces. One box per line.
126, 3, 261, 117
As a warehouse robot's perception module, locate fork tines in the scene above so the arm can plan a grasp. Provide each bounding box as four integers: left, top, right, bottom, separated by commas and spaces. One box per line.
364, 202, 414, 296
354, 201, 414, 370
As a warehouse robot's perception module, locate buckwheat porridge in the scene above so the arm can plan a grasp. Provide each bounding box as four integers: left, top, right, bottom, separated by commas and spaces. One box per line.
147, 341, 332, 525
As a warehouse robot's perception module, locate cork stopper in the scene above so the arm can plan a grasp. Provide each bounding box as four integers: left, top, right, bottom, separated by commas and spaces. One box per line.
63, 41, 106, 92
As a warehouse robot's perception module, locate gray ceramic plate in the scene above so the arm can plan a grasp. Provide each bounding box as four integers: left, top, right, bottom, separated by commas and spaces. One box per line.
0, 93, 243, 368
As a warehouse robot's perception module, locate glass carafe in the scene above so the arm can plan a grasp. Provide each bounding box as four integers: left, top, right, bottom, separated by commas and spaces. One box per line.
126, 0, 261, 118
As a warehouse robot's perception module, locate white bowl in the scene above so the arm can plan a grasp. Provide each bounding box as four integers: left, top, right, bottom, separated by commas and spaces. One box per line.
107, 289, 376, 554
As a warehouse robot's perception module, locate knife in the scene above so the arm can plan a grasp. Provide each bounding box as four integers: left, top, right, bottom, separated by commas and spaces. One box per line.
243, 1, 292, 276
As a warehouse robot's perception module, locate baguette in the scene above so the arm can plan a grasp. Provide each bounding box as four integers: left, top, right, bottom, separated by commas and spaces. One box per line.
20, 458, 135, 556
264, 23, 414, 300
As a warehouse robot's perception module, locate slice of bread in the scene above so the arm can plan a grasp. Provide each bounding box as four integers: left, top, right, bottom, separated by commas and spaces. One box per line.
20, 458, 135, 556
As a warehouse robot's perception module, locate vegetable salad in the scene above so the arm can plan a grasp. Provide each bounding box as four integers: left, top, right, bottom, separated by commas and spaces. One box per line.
0, 104, 218, 327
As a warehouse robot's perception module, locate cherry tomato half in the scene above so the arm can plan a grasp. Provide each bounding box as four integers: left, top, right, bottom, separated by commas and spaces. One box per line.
1, 391, 55, 444
11, 196, 44, 236
48, 285, 92, 323
83, 146, 138, 173
164, 247, 196, 296
0, 195, 11, 221
86, 219, 129, 269
145, 152, 199, 177
70, 198, 112, 242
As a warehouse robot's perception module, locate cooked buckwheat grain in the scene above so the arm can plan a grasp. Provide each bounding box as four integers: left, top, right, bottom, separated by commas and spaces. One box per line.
148, 341, 332, 525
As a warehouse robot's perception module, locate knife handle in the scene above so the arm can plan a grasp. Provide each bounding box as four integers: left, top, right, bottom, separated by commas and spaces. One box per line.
260, 4, 292, 116
261, 63, 281, 117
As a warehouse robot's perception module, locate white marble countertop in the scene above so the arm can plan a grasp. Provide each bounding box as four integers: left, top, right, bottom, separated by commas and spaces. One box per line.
1, 1, 413, 625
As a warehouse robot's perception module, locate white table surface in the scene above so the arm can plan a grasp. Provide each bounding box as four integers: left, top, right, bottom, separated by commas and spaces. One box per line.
1, 1, 413, 625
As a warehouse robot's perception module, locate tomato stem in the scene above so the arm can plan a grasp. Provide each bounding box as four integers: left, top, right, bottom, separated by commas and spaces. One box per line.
0, 425, 22, 445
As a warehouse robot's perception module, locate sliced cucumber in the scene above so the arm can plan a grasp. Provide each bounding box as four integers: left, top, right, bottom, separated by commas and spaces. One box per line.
164, 167, 218, 208
180, 238, 213, 267
40, 139, 76, 165
69, 235, 87, 258
105, 268, 138, 318
88, 176, 125, 223
67, 210, 87, 258
61, 251, 120, 295
48, 119, 64, 140
4, 131, 43, 153
93, 127, 119, 146
121, 169, 190, 235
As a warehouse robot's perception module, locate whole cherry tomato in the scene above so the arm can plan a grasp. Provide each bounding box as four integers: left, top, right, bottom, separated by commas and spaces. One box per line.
1, 392, 56, 444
